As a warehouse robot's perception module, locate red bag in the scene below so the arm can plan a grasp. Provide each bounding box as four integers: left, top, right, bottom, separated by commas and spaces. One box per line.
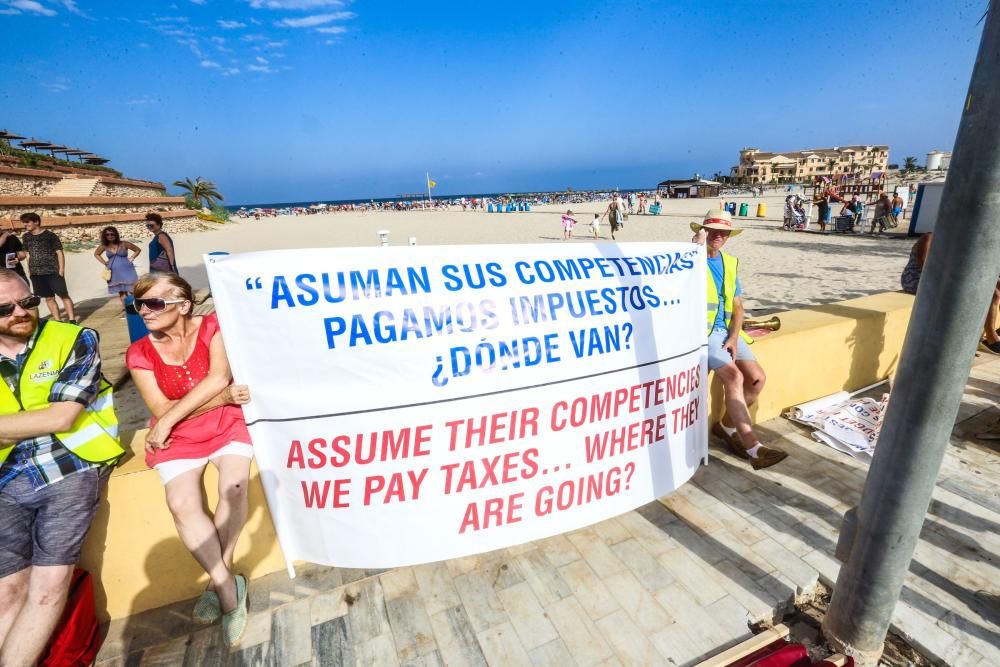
38, 568, 101, 667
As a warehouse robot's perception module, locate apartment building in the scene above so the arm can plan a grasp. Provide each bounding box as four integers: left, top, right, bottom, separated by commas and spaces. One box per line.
731, 145, 889, 184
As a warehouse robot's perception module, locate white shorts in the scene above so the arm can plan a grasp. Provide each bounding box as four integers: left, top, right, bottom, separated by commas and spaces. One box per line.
155, 441, 254, 485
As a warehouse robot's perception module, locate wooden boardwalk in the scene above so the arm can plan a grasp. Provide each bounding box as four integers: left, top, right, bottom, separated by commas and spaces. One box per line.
85, 298, 1000, 666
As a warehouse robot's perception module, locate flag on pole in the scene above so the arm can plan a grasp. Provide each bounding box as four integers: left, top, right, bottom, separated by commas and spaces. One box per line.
427, 177, 437, 188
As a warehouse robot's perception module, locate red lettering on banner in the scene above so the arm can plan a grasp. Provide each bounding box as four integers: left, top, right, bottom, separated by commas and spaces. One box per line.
534, 466, 630, 516
284, 426, 432, 469
671, 397, 699, 433
300, 479, 350, 508
584, 413, 668, 462
444, 408, 540, 450
440, 449, 539, 493
364, 468, 428, 506
458, 493, 525, 533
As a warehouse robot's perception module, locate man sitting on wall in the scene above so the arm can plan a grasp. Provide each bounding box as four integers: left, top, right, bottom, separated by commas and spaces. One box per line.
0, 269, 122, 666
691, 210, 788, 470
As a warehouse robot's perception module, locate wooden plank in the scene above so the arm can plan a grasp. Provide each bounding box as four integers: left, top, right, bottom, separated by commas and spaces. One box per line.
495, 582, 558, 651
182, 626, 225, 667
309, 616, 352, 667
692, 624, 789, 667
476, 622, 533, 667
556, 559, 620, 620
269, 598, 312, 666
595, 608, 668, 667
452, 569, 509, 633
427, 606, 488, 667
543, 596, 614, 667
412, 561, 462, 618
384, 591, 438, 661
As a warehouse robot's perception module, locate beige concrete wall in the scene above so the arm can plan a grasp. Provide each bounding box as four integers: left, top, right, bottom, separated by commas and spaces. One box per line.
92, 182, 167, 198
82, 291, 915, 622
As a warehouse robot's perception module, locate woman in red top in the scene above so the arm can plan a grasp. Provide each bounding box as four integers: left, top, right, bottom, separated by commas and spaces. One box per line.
126, 272, 251, 646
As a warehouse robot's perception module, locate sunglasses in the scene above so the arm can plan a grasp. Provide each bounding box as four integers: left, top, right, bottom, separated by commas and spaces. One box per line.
134, 298, 186, 312
0, 295, 41, 317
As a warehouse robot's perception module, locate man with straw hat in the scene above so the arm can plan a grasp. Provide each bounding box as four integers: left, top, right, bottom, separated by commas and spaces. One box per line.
692, 209, 788, 470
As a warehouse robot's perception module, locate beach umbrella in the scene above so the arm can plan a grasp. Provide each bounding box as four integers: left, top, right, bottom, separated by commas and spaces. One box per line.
63, 149, 90, 161
44, 144, 70, 156
0, 130, 26, 141
19, 139, 50, 151
83, 155, 110, 165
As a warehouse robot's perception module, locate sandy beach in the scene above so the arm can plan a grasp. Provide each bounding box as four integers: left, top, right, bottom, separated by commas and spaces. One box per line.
60, 194, 913, 319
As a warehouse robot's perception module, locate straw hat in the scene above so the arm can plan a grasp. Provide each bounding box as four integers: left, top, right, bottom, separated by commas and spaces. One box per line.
690, 208, 743, 235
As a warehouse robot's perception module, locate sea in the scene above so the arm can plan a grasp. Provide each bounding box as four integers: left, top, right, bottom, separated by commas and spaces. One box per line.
228, 188, 646, 211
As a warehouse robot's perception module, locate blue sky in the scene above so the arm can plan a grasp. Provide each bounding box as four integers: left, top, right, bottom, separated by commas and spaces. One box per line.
1, 0, 987, 205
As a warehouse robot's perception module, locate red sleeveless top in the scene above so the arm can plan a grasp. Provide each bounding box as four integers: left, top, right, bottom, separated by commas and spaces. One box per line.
126, 313, 252, 468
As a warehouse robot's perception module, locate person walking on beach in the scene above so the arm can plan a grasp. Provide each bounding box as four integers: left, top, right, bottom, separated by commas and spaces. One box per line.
891, 192, 904, 221
20, 213, 77, 324
561, 210, 577, 240
0, 269, 123, 666
591, 214, 601, 239
126, 272, 252, 646
93, 227, 141, 310
146, 213, 178, 273
602, 197, 623, 240
0, 230, 26, 281
637, 192, 647, 215
690, 209, 787, 470
870, 192, 893, 235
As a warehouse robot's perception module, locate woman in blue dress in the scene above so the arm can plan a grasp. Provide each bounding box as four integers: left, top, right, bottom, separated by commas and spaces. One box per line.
93, 226, 141, 307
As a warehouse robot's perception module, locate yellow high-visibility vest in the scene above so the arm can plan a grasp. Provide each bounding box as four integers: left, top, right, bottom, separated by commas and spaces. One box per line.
706, 251, 753, 345
0, 321, 123, 465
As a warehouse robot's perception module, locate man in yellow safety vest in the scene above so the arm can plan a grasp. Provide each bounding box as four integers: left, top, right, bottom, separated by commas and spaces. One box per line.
0, 269, 122, 665
691, 209, 788, 470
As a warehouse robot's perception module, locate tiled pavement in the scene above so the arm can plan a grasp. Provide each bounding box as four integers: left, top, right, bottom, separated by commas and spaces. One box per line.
84, 299, 1000, 666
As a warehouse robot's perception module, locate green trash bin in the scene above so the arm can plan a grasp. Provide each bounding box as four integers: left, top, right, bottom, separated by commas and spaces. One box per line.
739, 202, 749, 217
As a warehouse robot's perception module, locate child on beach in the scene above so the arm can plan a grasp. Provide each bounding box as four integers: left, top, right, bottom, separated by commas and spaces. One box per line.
561, 210, 577, 240
591, 214, 600, 239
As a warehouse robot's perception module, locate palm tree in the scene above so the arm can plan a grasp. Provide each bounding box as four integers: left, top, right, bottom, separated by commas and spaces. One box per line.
903, 156, 919, 173
173, 177, 223, 208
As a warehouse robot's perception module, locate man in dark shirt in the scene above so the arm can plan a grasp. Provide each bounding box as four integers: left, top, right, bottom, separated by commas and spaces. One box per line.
19, 213, 77, 324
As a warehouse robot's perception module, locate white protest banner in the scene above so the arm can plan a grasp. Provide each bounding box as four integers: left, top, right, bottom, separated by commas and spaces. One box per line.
205, 242, 707, 571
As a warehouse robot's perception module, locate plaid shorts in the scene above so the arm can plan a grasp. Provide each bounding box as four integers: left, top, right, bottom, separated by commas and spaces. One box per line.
0, 467, 108, 577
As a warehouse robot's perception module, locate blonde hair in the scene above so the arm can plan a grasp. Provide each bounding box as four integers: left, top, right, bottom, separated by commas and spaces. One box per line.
133, 272, 194, 303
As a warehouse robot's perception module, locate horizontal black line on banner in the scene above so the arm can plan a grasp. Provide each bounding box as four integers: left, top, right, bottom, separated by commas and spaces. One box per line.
245, 345, 707, 426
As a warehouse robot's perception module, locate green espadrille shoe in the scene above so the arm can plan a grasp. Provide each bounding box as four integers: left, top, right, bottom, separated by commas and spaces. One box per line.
222, 575, 248, 647
192, 589, 221, 625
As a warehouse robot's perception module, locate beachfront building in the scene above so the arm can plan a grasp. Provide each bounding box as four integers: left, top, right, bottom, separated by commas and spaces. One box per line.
656, 177, 722, 199
730, 145, 889, 184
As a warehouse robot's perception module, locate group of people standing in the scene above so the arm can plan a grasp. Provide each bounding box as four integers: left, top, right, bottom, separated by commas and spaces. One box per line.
0, 210, 260, 664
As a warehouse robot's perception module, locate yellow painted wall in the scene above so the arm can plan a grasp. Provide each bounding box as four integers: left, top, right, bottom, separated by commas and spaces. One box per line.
82, 291, 916, 622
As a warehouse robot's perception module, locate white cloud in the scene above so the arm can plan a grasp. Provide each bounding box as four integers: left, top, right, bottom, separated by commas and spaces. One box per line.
154, 15, 189, 22
125, 96, 157, 105
249, 0, 344, 9
247, 63, 276, 73
137, 42, 151, 48
217, 19, 245, 28
189, 0, 207, 4
200, 59, 221, 68
255, 55, 268, 64
275, 11, 352, 28
315, 25, 345, 34
222, 67, 241, 76
262, 40, 285, 49
241, 33, 267, 41
9, 1, 57, 16
57, 0, 87, 16
0, 7, 20, 14
41, 79, 70, 92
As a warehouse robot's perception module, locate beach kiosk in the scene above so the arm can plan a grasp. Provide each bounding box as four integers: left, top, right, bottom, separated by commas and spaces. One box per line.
656, 178, 722, 199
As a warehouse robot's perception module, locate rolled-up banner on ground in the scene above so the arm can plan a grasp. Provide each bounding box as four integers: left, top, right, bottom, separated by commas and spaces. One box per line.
205, 242, 707, 571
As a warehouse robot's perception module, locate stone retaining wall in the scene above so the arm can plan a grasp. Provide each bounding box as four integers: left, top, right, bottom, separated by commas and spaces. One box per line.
92, 182, 166, 197
54, 216, 207, 246
0, 173, 60, 196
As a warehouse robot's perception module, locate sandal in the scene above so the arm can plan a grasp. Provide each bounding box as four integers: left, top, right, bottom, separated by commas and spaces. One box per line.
222, 575, 248, 647
192, 589, 221, 625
